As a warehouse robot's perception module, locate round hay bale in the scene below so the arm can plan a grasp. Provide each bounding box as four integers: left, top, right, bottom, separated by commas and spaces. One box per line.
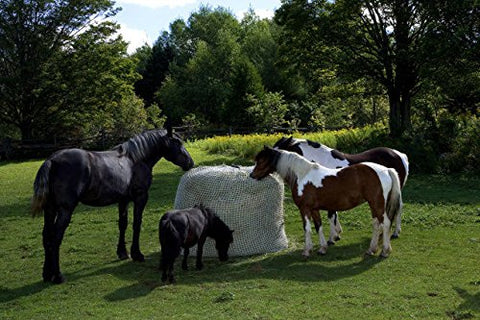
173, 165, 288, 257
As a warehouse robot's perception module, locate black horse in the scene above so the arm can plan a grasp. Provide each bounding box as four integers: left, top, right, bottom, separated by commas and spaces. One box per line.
31, 128, 194, 284
159, 204, 233, 284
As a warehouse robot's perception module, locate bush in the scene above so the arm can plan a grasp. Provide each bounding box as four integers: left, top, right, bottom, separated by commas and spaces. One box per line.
194, 120, 480, 175
439, 116, 480, 173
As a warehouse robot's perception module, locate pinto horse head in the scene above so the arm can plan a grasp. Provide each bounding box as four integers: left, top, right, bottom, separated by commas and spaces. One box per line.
250, 146, 280, 180
163, 132, 194, 171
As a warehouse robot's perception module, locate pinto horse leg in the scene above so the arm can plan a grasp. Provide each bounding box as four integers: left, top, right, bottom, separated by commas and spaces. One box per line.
381, 215, 393, 257
312, 210, 328, 255
327, 210, 342, 244
301, 213, 314, 258
116, 201, 129, 260
366, 218, 381, 256
391, 210, 402, 239
130, 194, 147, 262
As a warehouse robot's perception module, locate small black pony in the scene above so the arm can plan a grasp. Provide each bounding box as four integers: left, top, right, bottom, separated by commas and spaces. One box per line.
31, 128, 194, 284
159, 204, 234, 283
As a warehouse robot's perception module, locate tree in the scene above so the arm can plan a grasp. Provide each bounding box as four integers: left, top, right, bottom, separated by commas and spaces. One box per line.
157, 6, 244, 125
247, 92, 289, 132
0, 0, 141, 141
133, 32, 175, 107
276, 0, 480, 137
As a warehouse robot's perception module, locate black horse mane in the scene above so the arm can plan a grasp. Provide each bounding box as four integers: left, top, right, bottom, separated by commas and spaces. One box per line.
113, 129, 170, 162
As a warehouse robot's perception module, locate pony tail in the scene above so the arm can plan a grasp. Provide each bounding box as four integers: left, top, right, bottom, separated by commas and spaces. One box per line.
31, 160, 52, 217
159, 219, 182, 267
386, 168, 403, 223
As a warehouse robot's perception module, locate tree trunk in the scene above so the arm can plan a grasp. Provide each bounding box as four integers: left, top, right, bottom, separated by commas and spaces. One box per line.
388, 87, 412, 138
20, 122, 34, 143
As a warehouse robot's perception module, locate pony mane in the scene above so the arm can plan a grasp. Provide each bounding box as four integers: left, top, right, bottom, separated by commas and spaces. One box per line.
114, 129, 169, 162
275, 149, 317, 186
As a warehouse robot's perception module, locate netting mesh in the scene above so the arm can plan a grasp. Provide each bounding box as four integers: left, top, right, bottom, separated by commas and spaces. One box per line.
174, 165, 288, 257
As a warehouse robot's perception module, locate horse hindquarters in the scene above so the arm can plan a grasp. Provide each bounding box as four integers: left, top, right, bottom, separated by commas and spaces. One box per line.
386, 168, 403, 239
159, 220, 182, 283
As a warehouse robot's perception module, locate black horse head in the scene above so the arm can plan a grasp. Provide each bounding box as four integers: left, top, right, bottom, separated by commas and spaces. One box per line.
203, 206, 233, 261
163, 130, 194, 171
115, 129, 194, 170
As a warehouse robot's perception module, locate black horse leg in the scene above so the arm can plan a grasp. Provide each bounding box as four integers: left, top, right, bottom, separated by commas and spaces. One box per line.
182, 248, 189, 270
130, 194, 147, 262
50, 207, 73, 284
42, 205, 56, 282
116, 201, 129, 260
196, 236, 206, 270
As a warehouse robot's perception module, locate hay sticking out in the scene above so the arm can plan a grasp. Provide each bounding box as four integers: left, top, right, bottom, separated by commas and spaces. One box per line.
174, 165, 288, 257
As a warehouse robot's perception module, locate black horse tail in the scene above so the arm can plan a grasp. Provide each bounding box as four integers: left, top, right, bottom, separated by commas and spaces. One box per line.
31, 160, 52, 217
159, 218, 182, 268
386, 168, 403, 224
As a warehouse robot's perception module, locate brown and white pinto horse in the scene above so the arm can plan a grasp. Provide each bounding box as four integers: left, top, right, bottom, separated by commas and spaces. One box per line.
250, 146, 403, 257
274, 137, 409, 243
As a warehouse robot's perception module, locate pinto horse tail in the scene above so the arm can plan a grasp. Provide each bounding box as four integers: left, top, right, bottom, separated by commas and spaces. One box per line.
31, 160, 52, 217
386, 168, 403, 226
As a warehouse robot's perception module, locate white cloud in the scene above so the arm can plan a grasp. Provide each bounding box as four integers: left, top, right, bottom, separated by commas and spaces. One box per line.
117, 0, 197, 9
236, 8, 275, 20
117, 24, 152, 53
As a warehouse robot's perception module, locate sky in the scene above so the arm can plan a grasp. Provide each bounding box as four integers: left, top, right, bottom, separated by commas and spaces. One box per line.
113, 0, 282, 53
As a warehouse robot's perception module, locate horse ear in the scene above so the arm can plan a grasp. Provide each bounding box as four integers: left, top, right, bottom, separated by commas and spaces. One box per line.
117, 145, 125, 156
166, 119, 173, 138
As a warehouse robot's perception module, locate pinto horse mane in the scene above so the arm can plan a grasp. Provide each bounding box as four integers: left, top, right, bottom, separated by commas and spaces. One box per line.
264, 147, 321, 189
113, 129, 172, 163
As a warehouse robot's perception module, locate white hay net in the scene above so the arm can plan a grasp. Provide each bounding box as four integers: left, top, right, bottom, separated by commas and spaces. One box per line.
174, 165, 288, 257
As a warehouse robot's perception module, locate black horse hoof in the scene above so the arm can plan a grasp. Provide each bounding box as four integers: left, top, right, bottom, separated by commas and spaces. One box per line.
43, 272, 53, 283
131, 251, 145, 262
117, 251, 129, 260
51, 273, 66, 284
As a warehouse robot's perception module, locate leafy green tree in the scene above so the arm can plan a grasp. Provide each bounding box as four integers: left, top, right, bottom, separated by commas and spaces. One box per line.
247, 92, 289, 132
276, 0, 480, 137
224, 56, 265, 127
0, 0, 142, 141
240, 10, 299, 97
157, 7, 243, 125
133, 33, 175, 107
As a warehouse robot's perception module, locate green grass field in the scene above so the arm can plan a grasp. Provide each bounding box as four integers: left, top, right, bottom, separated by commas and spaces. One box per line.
1, 144, 479, 319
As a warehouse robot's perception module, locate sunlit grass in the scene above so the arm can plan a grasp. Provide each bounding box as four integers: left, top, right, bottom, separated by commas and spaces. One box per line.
1, 141, 479, 319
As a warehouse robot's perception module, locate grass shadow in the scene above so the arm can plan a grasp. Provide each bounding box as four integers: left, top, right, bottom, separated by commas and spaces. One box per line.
0, 237, 385, 303
450, 285, 480, 318
403, 174, 480, 205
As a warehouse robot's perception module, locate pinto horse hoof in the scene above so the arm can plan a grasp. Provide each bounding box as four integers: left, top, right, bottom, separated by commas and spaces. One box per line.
334, 236, 341, 241
327, 240, 335, 246
390, 233, 399, 240
317, 247, 328, 255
